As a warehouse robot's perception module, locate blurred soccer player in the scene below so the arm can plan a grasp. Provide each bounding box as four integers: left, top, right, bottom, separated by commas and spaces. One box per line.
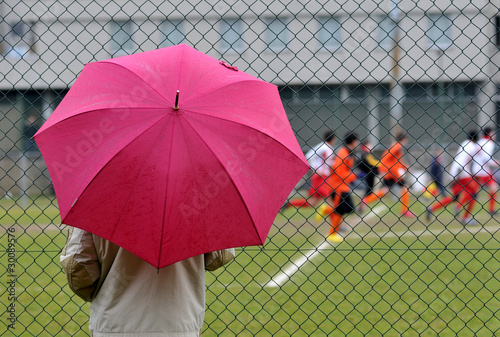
426, 130, 480, 225
359, 132, 415, 218
325, 132, 359, 243
357, 140, 380, 197
473, 126, 498, 215
285, 131, 336, 210
428, 147, 446, 197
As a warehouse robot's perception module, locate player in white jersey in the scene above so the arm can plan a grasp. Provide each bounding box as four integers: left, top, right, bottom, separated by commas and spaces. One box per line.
284, 131, 336, 209
427, 130, 481, 225
473, 126, 498, 215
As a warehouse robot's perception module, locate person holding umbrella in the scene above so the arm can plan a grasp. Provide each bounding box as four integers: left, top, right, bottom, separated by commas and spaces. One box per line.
35, 45, 309, 336
61, 227, 235, 336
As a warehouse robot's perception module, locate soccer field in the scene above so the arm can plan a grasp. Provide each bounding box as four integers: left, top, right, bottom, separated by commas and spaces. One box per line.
204, 196, 500, 336
1, 195, 500, 336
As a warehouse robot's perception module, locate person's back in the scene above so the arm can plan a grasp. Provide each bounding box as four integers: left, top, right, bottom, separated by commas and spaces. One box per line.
358, 149, 379, 176
61, 227, 234, 337
90, 238, 205, 336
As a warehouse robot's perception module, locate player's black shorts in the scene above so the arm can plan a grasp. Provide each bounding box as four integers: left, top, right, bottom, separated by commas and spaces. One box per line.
334, 192, 355, 215
382, 178, 406, 188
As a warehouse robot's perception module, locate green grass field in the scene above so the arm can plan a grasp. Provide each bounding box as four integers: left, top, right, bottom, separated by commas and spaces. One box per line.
1, 193, 499, 336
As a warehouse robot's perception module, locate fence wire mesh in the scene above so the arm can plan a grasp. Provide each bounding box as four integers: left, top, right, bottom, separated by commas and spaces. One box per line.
1, 0, 500, 336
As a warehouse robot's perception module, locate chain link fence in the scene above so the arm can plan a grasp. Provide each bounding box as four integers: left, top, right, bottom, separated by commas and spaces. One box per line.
1, 0, 500, 335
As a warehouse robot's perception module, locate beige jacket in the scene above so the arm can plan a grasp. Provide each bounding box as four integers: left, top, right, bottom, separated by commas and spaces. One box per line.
61, 227, 235, 337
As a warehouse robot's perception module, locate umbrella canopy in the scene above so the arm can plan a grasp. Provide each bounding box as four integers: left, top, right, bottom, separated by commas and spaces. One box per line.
35, 44, 309, 268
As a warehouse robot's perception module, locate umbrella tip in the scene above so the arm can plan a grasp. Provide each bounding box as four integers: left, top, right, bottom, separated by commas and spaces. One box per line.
174, 90, 180, 111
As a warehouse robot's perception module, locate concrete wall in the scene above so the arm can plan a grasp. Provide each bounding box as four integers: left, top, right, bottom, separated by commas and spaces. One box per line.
0, 0, 497, 88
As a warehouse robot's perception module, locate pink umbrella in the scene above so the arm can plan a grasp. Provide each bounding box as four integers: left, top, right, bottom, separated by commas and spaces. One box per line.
34, 44, 309, 268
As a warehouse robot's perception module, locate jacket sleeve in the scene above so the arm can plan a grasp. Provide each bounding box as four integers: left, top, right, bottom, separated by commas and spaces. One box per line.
204, 248, 236, 271
60, 227, 101, 302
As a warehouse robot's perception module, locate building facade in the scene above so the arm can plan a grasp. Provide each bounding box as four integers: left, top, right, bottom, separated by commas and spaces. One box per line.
0, 0, 498, 165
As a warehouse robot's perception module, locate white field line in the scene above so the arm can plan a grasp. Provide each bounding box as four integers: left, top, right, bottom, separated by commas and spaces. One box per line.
265, 205, 386, 288
265, 206, 499, 288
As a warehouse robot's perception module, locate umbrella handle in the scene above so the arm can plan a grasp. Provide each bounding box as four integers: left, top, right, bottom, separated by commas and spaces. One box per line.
174, 90, 179, 110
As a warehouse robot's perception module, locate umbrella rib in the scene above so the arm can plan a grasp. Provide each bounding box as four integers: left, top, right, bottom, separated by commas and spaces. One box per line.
35, 106, 168, 138
61, 114, 170, 228
179, 117, 259, 236
182, 79, 265, 105
181, 109, 307, 166
157, 117, 177, 269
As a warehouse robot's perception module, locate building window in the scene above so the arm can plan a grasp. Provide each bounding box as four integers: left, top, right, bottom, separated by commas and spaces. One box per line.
219, 18, 244, 53
346, 84, 367, 102
161, 20, 184, 47
279, 86, 295, 102
297, 85, 316, 102
318, 85, 341, 102
405, 83, 430, 101
377, 15, 397, 51
265, 17, 290, 52
317, 16, 341, 51
378, 83, 391, 102
4, 21, 35, 59
427, 14, 452, 50
109, 20, 134, 57
404, 82, 476, 103
455, 82, 476, 98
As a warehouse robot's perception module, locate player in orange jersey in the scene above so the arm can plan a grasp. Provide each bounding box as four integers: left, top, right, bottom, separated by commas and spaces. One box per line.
359, 132, 415, 218
325, 132, 359, 243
